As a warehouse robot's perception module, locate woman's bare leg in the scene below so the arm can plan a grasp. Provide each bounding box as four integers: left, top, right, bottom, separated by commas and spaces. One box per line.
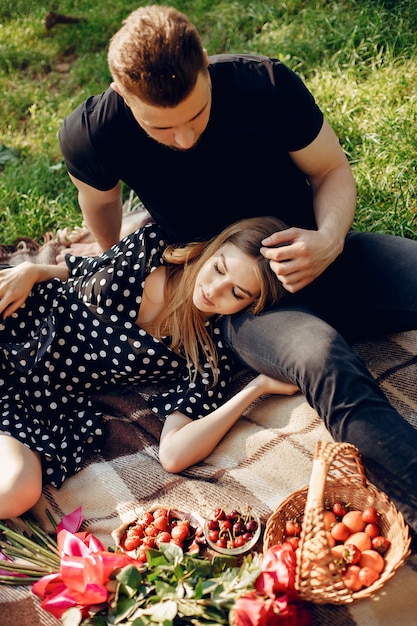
0, 434, 42, 519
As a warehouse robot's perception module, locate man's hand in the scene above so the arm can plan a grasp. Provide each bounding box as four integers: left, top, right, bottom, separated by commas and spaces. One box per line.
261, 226, 342, 293
267, 118, 356, 293
56, 241, 102, 265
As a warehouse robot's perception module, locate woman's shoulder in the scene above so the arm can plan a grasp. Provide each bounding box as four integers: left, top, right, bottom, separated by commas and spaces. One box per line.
125, 222, 167, 249
114, 222, 167, 274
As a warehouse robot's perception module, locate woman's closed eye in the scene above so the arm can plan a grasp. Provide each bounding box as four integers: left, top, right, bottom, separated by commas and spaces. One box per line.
213, 260, 223, 275
213, 261, 245, 300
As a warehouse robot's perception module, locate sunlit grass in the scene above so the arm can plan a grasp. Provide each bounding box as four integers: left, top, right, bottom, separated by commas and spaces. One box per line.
308, 57, 417, 238
0, 0, 416, 242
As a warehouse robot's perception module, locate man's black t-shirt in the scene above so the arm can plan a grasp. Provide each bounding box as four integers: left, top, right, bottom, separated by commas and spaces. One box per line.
59, 54, 324, 244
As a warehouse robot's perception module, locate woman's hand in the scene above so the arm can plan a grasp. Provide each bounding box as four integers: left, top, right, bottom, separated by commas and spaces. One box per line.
0, 263, 39, 318
0, 262, 69, 319
250, 374, 299, 396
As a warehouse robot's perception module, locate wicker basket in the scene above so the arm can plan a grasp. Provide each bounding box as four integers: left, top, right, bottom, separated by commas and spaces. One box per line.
263, 441, 411, 604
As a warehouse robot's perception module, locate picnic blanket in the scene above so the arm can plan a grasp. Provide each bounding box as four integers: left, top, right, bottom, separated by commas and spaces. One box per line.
0, 214, 416, 626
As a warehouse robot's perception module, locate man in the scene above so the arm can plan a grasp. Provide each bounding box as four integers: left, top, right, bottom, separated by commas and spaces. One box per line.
59, 5, 417, 532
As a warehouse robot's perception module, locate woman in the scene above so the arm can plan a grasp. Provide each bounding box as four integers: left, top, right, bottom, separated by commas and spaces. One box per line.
0, 217, 298, 518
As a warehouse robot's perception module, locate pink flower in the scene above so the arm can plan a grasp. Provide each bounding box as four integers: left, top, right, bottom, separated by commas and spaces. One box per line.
255, 543, 298, 601
233, 543, 312, 626
233, 592, 281, 626
273, 597, 313, 626
233, 591, 312, 626
56, 506, 84, 535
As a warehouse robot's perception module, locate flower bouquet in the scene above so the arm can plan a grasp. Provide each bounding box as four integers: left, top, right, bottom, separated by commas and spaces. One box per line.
0, 507, 312, 625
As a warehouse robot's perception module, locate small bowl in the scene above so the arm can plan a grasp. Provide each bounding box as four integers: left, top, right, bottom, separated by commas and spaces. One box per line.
112, 506, 205, 559
204, 507, 261, 555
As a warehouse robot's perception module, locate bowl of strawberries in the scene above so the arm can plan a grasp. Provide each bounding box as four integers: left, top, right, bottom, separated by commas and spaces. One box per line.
112, 506, 205, 561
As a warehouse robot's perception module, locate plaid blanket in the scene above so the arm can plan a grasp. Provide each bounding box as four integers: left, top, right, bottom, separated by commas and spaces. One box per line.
0, 221, 416, 625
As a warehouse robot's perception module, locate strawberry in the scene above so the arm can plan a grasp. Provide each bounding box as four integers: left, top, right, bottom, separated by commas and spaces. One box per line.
141, 512, 154, 525
153, 515, 169, 532
332, 501, 348, 518
155, 531, 172, 547
371, 535, 391, 554
285, 519, 301, 537
343, 543, 361, 565
358, 566, 379, 587
123, 535, 142, 551
364, 522, 381, 539
144, 524, 159, 537
361, 506, 379, 524
142, 536, 156, 548
127, 523, 145, 538
171, 522, 190, 543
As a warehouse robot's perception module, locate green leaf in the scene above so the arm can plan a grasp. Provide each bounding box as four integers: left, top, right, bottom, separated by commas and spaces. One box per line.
153, 580, 177, 596
117, 565, 145, 590
146, 548, 172, 567
184, 578, 202, 599
149, 543, 185, 565
130, 618, 149, 626
146, 599, 177, 621
73, 546, 263, 626
176, 598, 207, 618
113, 597, 140, 623
191, 557, 219, 576
76, 616, 108, 626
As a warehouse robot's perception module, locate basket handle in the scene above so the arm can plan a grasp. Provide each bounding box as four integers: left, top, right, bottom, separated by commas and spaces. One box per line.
305, 441, 367, 511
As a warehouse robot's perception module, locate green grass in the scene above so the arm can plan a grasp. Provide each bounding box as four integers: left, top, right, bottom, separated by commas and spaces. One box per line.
0, 0, 416, 243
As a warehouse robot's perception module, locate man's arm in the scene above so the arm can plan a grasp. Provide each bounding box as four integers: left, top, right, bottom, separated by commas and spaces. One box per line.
68, 174, 124, 254
291, 118, 356, 251
261, 118, 357, 292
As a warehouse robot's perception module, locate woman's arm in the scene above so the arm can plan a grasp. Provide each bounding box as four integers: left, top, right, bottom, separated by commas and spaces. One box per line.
0, 261, 69, 319
158, 375, 298, 473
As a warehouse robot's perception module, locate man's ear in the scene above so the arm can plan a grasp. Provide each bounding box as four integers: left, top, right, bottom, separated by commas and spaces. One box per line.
203, 49, 210, 67
110, 81, 132, 108
110, 81, 123, 97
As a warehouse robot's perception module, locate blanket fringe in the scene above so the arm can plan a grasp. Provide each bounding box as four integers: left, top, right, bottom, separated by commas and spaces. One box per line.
0, 194, 152, 265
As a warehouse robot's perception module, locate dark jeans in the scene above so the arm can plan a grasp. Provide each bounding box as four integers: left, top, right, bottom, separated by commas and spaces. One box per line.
222, 231, 417, 533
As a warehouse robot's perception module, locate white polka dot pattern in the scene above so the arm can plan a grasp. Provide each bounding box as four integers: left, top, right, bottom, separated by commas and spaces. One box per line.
0, 224, 238, 487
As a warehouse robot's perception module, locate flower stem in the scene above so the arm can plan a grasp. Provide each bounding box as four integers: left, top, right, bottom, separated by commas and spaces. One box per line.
0, 517, 61, 576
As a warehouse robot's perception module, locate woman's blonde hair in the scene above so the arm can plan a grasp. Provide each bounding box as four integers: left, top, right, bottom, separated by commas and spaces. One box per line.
108, 5, 206, 106
142, 216, 287, 384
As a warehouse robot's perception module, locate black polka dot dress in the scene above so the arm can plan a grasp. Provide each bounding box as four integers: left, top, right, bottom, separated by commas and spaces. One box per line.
0, 224, 238, 487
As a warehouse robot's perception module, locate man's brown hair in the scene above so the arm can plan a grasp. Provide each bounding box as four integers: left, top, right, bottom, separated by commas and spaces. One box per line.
108, 5, 207, 106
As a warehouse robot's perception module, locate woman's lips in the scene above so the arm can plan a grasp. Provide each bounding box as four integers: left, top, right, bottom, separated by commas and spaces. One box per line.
201, 287, 213, 306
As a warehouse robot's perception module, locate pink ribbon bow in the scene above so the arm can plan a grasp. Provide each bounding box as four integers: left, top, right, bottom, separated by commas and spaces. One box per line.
32, 507, 138, 618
